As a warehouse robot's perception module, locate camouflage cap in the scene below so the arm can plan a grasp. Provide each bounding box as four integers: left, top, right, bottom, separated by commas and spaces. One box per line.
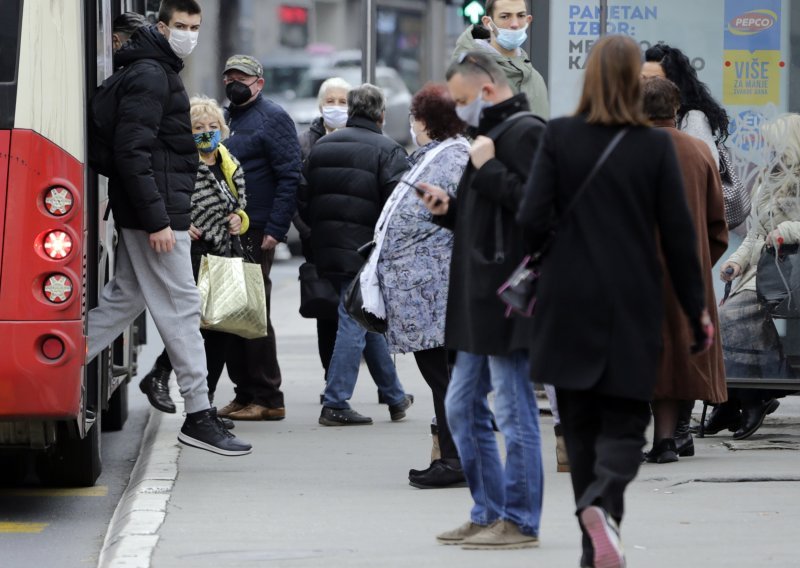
223, 54, 263, 78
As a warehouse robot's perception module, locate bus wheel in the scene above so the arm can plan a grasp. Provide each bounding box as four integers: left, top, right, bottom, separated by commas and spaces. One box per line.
102, 380, 128, 432
36, 418, 101, 487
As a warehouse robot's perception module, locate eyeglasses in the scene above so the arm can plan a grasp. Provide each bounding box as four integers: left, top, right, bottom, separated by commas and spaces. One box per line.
457, 52, 496, 84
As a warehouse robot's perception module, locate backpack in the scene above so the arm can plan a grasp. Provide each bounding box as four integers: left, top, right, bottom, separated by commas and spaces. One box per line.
88, 59, 167, 177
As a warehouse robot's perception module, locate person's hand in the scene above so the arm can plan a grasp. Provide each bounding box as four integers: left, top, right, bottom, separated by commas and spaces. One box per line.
765, 229, 784, 248
719, 261, 741, 282
417, 182, 450, 216
469, 135, 495, 169
690, 309, 714, 354
227, 213, 242, 235
149, 227, 176, 253
261, 234, 279, 251
188, 224, 202, 241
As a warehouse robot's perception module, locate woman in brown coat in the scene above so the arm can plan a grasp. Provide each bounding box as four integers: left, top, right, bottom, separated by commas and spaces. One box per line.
642, 77, 729, 463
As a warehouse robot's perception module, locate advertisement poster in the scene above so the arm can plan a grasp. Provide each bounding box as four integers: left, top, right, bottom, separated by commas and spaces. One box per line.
547, 0, 789, 124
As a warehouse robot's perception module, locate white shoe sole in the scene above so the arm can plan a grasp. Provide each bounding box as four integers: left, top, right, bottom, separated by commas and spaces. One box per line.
177, 432, 252, 456
580, 506, 625, 568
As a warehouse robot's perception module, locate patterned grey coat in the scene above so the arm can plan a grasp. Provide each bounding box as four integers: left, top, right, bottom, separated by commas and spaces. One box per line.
376, 138, 469, 353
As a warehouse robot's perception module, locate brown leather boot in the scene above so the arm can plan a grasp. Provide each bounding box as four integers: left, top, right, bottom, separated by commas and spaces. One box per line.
217, 400, 247, 418
555, 423, 570, 473
228, 403, 286, 421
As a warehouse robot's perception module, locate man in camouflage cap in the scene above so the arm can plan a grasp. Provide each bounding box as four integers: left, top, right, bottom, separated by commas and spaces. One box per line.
218, 54, 302, 422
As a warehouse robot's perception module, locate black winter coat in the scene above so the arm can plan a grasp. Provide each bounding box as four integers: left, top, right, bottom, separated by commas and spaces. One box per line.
306, 115, 409, 283
225, 96, 301, 240
294, 117, 327, 257
108, 26, 197, 232
436, 94, 545, 356
517, 116, 706, 401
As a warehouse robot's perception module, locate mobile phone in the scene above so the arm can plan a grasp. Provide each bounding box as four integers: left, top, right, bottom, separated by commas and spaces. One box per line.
401, 180, 443, 206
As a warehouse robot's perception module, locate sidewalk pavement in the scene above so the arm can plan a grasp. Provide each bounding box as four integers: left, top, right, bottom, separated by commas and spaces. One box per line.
106, 259, 800, 568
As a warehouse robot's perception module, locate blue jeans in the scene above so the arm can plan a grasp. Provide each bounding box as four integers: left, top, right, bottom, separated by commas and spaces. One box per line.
445, 350, 543, 536
322, 281, 406, 409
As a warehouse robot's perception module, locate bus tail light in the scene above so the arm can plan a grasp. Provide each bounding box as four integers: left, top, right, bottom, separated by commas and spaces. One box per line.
41, 336, 66, 360
44, 186, 74, 216
43, 230, 73, 259
43, 274, 73, 303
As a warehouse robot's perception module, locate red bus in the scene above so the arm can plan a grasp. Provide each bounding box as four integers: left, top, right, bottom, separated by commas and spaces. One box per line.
0, 0, 146, 486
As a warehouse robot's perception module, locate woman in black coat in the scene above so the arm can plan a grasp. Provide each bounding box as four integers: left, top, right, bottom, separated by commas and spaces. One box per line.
517, 35, 712, 568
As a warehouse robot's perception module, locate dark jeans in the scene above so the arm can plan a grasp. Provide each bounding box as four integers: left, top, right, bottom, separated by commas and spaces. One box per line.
413, 347, 458, 462
225, 231, 284, 408
155, 328, 233, 395
557, 387, 650, 560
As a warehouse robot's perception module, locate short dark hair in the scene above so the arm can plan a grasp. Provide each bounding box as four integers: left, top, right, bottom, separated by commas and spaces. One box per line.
485, 0, 529, 19
348, 84, 385, 122
113, 12, 147, 36
157, 0, 202, 25
642, 77, 681, 122
446, 51, 509, 87
411, 83, 466, 142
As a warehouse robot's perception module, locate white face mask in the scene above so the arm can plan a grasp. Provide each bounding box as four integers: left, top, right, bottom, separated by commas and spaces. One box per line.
455, 92, 489, 128
167, 28, 198, 58
321, 105, 348, 130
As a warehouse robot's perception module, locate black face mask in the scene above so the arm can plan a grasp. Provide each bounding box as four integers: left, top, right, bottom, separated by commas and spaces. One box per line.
226, 80, 255, 106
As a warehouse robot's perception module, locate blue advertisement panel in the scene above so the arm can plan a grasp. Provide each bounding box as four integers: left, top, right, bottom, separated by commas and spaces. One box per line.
724, 0, 781, 51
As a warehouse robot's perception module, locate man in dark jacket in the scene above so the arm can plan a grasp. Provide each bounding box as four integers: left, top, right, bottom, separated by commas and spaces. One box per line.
306, 83, 414, 426
87, 0, 251, 457
419, 51, 543, 548
218, 54, 302, 421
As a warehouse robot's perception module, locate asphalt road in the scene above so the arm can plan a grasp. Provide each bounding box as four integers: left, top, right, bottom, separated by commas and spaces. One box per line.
0, 328, 163, 568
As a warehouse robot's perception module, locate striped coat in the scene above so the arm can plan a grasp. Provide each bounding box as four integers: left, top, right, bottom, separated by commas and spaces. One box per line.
191, 143, 249, 256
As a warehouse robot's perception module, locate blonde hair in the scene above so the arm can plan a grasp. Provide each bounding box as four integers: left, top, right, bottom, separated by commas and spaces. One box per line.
189, 95, 230, 139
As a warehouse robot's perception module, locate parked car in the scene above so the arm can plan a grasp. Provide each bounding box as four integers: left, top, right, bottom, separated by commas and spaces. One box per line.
273, 65, 413, 146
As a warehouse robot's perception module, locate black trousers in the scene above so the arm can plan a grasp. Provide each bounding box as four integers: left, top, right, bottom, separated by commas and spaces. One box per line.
557, 387, 650, 558
316, 317, 338, 379
225, 231, 284, 408
155, 328, 233, 395
413, 347, 459, 462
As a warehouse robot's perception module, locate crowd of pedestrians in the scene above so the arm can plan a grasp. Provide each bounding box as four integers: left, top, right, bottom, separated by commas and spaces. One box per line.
91, 0, 800, 566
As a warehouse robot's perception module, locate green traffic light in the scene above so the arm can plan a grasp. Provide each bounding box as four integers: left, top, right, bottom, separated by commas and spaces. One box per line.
464, 0, 485, 24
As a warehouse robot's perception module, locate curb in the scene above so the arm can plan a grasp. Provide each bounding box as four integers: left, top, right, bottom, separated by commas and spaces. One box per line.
97, 399, 183, 568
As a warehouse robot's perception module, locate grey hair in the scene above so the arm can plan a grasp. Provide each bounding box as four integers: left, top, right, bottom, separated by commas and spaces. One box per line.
347, 83, 385, 122
446, 50, 509, 87
317, 77, 353, 108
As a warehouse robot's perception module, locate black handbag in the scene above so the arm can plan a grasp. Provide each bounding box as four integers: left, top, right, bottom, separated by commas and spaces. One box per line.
298, 262, 339, 319
756, 243, 800, 318
718, 142, 751, 230
497, 128, 629, 317
342, 241, 387, 333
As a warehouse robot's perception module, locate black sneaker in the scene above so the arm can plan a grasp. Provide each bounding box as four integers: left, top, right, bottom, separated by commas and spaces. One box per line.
319, 406, 373, 426
139, 365, 176, 414
178, 408, 252, 456
389, 394, 414, 421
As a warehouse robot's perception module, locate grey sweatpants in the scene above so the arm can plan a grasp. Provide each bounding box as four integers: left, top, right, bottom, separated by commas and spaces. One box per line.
88, 229, 210, 413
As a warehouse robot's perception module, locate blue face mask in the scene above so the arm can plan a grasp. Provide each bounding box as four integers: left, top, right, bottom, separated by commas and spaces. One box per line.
489, 19, 528, 51
455, 92, 490, 128
194, 129, 221, 154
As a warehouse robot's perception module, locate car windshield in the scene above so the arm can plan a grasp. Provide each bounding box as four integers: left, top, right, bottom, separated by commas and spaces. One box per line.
263, 65, 310, 95
293, 67, 363, 99
0, 0, 21, 83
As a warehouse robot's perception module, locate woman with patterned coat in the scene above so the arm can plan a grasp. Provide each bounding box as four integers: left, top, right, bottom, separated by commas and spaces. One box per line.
373, 84, 469, 488
138, 96, 249, 415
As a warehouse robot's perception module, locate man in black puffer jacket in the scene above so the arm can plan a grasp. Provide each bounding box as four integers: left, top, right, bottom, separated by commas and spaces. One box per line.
87, 0, 251, 457
306, 84, 414, 427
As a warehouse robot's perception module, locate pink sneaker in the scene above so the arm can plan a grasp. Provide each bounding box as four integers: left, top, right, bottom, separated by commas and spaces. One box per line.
579, 506, 625, 568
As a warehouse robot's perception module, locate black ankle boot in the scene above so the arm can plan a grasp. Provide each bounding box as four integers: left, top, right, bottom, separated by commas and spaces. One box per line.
674, 433, 695, 457
139, 364, 176, 413
645, 438, 679, 464
702, 403, 742, 435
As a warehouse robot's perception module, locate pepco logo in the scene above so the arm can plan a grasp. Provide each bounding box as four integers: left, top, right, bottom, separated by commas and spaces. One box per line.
729, 9, 778, 35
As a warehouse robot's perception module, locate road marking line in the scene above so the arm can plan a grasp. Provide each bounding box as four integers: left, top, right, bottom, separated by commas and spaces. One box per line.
0, 486, 108, 497
0, 522, 48, 533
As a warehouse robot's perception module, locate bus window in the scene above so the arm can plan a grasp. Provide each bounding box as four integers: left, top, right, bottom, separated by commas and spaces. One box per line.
0, 0, 21, 83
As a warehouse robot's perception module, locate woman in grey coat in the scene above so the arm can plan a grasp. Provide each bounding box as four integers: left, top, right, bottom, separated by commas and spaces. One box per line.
374, 83, 469, 488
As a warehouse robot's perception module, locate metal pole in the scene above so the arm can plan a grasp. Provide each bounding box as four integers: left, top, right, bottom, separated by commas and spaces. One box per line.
599, 0, 608, 37
361, 0, 376, 85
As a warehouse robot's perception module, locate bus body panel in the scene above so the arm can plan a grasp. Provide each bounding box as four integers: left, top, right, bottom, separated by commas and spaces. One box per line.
0, 130, 85, 322
0, 130, 8, 282
0, 321, 84, 419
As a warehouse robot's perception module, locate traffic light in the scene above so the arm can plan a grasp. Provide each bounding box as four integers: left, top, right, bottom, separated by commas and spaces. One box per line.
461, 0, 485, 25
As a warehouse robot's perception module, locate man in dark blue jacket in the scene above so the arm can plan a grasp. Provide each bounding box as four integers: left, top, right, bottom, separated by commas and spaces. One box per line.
219, 54, 302, 421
